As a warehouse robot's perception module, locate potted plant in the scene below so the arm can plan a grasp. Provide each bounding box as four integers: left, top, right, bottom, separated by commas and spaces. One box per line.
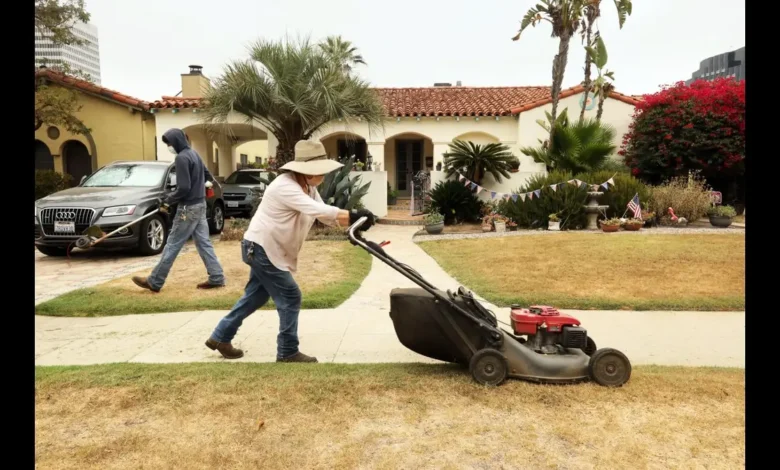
435, 162, 442, 171
355, 161, 365, 171
600, 218, 621, 232
509, 157, 520, 173
708, 205, 736, 228
623, 218, 644, 231
424, 211, 445, 234
493, 215, 507, 233
481, 215, 493, 232
387, 182, 398, 206
548, 213, 561, 231
507, 220, 518, 231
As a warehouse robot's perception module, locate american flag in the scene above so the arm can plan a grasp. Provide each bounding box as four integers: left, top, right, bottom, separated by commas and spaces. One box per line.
627, 194, 641, 218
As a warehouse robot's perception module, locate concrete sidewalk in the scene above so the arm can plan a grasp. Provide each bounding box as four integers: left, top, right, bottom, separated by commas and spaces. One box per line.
34, 225, 745, 367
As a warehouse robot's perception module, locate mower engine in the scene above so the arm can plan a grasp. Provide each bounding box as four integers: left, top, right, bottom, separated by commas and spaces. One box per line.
509, 305, 595, 355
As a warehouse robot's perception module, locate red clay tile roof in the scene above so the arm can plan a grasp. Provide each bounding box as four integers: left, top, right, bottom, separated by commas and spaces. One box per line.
148, 84, 640, 116
35, 68, 151, 111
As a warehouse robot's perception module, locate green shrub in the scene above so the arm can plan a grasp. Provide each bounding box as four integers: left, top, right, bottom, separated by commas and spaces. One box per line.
423, 211, 444, 225
649, 172, 712, 222
429, 180, 483, 225
35, 170, 72, 201
221, 218, 250, 241
708, 205, 736, 218
498, 170, 588, 230
574, 170, 652, 219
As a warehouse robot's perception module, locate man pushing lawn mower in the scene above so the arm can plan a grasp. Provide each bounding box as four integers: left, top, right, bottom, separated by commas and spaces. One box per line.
132, 128, 226, 292
205, 140, 375, 363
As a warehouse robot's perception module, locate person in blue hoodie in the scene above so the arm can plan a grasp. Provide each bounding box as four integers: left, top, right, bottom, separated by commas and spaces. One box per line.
132, 128, 225, 292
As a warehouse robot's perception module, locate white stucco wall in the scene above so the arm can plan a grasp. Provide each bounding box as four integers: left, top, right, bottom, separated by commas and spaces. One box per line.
349, 171, 387, 217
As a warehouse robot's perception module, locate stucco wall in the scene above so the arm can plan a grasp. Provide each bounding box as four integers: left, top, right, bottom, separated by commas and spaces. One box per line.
35, 85, 156, 174
235, 140, 269, 163
349, 171, 387, 218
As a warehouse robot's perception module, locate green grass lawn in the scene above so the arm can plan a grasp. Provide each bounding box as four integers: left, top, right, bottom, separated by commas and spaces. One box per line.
419, 233, 744, 311
36, 240, 372, 317
35, 363, 745, 470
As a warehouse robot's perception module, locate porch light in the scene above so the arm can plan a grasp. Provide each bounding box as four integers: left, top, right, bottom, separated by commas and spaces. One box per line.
366, 152, 373, 171
172, 109, 179, 114
416, 116, 421, 122
456, 116, 460, 122
192, 109, 199, 113
436, 117, 440, 121
495, 116, 500, 121
397, 117, 401, 122
475, 117, 479, 122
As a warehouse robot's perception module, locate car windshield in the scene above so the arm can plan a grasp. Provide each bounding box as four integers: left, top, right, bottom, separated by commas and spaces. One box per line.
225, 171, 265, 185
82, 164, 168, 187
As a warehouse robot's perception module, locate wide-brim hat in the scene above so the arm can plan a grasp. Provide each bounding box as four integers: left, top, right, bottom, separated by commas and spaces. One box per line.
279, 140, 343, 176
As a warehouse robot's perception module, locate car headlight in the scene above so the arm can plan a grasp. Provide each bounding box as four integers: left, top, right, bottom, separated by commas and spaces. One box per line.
103, 205, 137, 217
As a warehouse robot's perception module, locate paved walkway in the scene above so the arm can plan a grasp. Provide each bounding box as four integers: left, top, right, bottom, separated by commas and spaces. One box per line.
34, 226, 745, 367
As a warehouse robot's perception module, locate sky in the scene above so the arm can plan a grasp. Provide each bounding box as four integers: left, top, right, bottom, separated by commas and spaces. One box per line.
85, 0, 745, 102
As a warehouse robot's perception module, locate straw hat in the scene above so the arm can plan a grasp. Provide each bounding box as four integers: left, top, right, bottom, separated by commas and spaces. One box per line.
278, 140, 344, 176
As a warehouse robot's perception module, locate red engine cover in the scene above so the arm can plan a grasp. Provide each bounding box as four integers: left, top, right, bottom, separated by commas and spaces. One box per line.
509, 305, 581, 335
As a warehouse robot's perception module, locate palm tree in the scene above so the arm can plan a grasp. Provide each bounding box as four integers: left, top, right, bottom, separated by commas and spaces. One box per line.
578, 0, 632, 121
513, 0, 584, 141
443, 140, 518, 185
200, 36, 384, 165
520, 117, 617, 173
585, 35, 615, 121
318, 35, 366, 74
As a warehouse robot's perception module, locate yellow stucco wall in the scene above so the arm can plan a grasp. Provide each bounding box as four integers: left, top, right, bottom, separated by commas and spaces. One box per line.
35, 84, 156, 174
235, 140, 269, 163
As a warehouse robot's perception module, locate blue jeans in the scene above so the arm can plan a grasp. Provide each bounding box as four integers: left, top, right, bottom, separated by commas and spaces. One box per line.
210, 240, 302, 359
147, 202, 225, 290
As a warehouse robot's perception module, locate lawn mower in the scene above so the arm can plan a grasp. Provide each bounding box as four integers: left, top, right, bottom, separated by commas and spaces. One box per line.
348, 217, 631, 387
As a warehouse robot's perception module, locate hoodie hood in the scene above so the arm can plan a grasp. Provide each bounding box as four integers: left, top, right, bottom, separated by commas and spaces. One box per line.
163, 128, 190, 154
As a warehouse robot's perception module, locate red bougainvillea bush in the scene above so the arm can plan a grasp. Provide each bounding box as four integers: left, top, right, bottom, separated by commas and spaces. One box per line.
619, 78, 745, 201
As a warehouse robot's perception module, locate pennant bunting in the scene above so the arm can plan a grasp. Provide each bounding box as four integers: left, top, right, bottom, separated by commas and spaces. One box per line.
511, 194, 518, 202
458, 175, 464, 182
469, 182, 477, 190
607, 177, 615, 187
550, 184, 557, 192
601, 182, 609, 190
527, 192, 533, 201
519, 193, 526, 202
490, 191, 497, 199
534, 189, 541, 198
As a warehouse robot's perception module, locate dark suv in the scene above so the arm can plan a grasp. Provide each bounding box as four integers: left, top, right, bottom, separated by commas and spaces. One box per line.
221, 168, 271, 218
34, 161, 225, 257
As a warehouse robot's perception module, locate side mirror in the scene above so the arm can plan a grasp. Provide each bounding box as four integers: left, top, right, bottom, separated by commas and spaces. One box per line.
166, 174, 177, 189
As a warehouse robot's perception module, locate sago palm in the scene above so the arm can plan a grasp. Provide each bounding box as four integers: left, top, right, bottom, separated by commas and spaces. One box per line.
443, 140, 517, 185
318, 35, 366, 74
520, 118, 616, 174
578, 0, 632, 121
200, 36, 384, 165
513, 0, 584, 141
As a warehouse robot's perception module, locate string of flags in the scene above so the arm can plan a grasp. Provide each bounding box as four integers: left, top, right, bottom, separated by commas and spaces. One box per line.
456, 171, 616, 203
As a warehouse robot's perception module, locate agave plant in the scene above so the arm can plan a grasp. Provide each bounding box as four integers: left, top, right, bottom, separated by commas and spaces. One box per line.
443, 140, 518, 185
317, 156, 371, 210
520, 117, 616, 173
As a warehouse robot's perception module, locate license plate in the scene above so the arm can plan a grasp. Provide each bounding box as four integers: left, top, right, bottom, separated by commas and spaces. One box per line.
227, 201, 239, 208
54, 221, 76, 234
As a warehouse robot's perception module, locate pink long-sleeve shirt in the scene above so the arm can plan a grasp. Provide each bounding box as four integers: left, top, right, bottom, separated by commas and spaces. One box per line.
243, 172, 340, 272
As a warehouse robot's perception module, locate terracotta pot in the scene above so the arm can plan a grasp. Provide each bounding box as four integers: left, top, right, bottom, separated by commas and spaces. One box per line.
601, 224, 620, 233
482, 224, 492, 232
624, 223, 642, 231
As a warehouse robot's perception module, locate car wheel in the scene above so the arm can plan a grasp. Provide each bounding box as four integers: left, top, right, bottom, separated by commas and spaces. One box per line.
36, 245, 67, 257
209, 203, 225, 234
137, 214, 168, 256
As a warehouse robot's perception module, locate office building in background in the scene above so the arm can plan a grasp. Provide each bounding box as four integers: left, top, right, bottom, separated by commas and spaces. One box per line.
35, 22, 101, 84
687, 47, 744, 84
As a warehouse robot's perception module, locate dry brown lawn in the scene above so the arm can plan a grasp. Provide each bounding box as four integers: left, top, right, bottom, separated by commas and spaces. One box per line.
420, 233, 745, 310
36, 240, 372, 316
35, 363, 744, 470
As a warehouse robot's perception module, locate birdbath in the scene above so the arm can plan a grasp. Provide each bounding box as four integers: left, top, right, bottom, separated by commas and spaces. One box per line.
584, 185, 609, 230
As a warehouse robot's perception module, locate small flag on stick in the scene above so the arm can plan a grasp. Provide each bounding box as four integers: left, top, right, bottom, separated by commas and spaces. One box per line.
627, 193, 641, 218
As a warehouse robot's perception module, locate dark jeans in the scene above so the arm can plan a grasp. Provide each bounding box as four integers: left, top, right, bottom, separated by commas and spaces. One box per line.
210, 240, 302, 359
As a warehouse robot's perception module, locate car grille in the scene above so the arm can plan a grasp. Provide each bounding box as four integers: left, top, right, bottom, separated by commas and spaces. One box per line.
38, 207, 96, 237
224, 193, 247, 201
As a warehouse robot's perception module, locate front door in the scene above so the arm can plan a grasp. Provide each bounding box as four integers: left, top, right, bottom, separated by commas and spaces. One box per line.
395, 140, 422, 197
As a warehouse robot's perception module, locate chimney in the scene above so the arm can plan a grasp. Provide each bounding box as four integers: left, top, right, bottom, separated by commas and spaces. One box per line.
456, 80, 462, 86
181, 65, 210, 98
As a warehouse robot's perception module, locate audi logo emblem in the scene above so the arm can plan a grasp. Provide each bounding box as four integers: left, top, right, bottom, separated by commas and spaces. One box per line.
56, 211, 76, 220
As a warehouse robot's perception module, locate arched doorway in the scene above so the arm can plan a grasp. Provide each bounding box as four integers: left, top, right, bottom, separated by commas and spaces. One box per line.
35, 140, 54, 170
62, 140, 92, 185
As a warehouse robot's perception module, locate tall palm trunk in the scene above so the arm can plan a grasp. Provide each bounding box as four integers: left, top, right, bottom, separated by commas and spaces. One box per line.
549, 32, 572, 141
596, 92, 606, 121
274, 138, 296, 167
579, 19, 595, 121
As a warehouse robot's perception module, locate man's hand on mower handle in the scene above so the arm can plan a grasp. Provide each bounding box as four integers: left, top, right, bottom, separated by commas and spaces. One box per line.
349, 209, 376, 232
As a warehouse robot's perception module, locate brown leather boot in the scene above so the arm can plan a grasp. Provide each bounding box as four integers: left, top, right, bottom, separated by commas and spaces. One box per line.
132, 276, 159, 292
277, 352, 318, 363
205, 338, 244, 359
197, 281, 225, 290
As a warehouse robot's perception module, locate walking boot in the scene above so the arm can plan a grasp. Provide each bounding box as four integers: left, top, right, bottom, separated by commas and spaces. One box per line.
205, 338, 244, 359
277, 352, 318, 363
197, 281, 225, 290
132, 276, 159, 292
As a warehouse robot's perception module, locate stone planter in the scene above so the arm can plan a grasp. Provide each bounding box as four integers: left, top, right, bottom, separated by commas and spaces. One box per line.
494, 221, 506, 233
709, 215, 733, 228
624, 223, 643, 231
388, 195, 397, 206
425, 222, 444, 234
548, 221, 560, 231
601, 224, 620, 233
